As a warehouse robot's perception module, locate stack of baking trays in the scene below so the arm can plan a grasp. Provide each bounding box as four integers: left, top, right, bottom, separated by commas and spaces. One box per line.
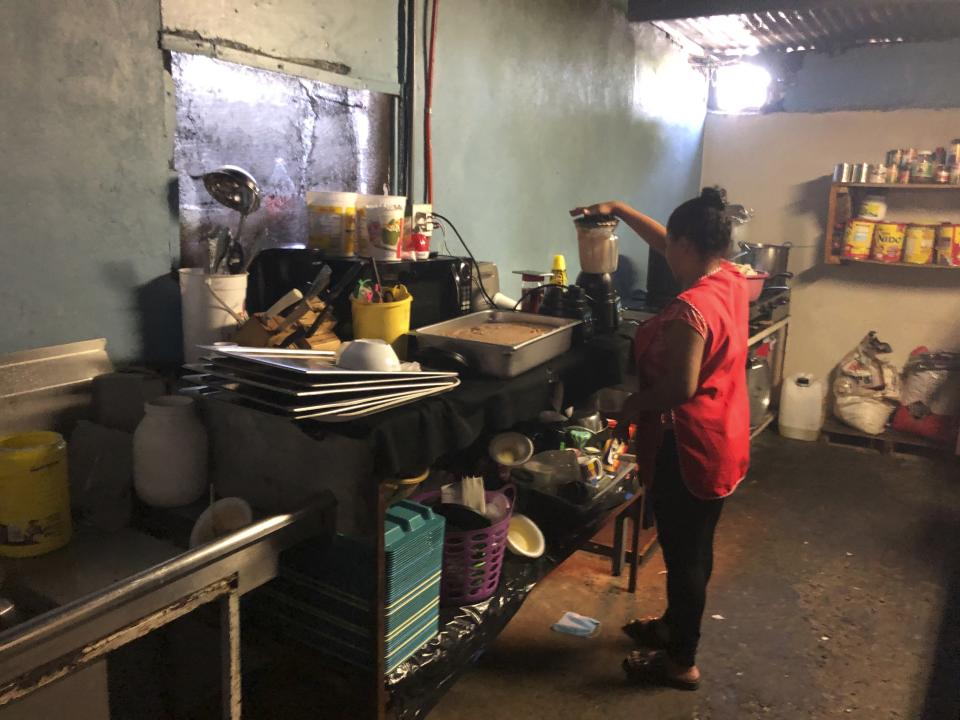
183, 345, 459, 422
250, 500, 445, 673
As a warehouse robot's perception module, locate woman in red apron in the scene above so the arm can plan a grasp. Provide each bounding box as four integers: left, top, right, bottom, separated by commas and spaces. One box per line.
571, 188, 750, 690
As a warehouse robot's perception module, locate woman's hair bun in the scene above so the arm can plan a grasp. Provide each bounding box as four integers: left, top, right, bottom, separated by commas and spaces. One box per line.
700, 186, 727, 211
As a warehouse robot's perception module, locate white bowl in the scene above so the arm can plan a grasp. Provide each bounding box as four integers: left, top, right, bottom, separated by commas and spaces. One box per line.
335, 339, 402, 372
507, 513, 545, 558
189, 497, 253, 548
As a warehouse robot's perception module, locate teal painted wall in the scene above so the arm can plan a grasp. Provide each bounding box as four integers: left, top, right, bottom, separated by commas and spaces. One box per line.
422, 1, 708, 297
0, 0, 704, 361
0, 0, 179, 361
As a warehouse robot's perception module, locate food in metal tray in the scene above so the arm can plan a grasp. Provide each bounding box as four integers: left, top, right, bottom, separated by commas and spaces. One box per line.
438, 321, 551, 345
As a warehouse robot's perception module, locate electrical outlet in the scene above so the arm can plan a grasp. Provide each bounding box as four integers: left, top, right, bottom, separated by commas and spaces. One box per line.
412, 203, 432, 236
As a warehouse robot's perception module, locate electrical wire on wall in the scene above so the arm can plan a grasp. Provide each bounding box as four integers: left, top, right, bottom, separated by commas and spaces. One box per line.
429, 212, 496, 308
424, 0, 439, 204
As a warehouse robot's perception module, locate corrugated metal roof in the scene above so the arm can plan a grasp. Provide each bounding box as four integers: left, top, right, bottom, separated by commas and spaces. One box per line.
652, 3, 960, 57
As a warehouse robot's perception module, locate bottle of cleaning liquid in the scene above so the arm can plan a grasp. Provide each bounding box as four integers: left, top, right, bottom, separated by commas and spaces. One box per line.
551, 254, 567, 286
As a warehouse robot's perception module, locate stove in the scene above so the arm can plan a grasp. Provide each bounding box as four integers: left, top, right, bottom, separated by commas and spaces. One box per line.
750, 288, 790, 334
624, 287, 791, 337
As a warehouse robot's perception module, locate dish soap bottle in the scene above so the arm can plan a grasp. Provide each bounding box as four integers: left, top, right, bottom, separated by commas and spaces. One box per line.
551, 254, 568, 286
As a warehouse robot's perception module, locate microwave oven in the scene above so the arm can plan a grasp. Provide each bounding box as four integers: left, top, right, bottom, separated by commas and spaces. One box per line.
246, 249, 474, 336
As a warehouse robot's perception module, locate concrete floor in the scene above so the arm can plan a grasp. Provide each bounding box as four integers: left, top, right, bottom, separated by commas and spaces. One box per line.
429, 435, 960, 720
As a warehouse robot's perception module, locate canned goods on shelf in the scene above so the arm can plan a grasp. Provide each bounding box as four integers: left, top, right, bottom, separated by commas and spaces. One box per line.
935, 224, 960, 266
904, 224, 937, 264
872, 223, 906, 263
833, 163, 853, 183
843, 219, 876, 260
868, 165, 888, 184
912, 151, 935, 184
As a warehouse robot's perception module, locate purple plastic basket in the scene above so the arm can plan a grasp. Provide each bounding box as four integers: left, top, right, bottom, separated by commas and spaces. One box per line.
414, 485, 515, 606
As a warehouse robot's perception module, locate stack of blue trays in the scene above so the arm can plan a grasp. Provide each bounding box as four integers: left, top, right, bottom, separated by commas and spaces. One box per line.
255, 500, 445, 673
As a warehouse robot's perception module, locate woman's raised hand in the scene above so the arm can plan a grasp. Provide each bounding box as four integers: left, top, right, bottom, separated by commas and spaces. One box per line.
569, 201, 621, 218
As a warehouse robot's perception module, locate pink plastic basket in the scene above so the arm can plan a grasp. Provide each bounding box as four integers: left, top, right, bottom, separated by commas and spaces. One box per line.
414, 485, 515, 606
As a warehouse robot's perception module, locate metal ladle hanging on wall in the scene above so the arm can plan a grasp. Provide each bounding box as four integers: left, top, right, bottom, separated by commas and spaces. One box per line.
202, 165, 261, 273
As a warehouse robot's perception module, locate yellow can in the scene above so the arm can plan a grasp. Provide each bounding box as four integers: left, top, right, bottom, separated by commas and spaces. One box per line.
904, 224, 937, 264
842, 219, 876, 260
0, 432, 72, 557
872, 222, 906, 263
935, 224, 960, 266
306, 191, 358, 256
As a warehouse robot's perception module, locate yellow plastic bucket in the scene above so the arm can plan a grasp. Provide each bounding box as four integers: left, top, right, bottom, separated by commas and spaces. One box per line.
351, 294, 413, 350
0, 432, 72, 557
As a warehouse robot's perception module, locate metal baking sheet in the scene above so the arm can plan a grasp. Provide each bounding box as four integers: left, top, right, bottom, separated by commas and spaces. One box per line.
199, 378, 459, 419
414, 311, 580, 379
205, 358, 456, 388
300, 381, 460, 421
201, 377, 458, 414
203, 346, 458, 379
186, 364, 455, 398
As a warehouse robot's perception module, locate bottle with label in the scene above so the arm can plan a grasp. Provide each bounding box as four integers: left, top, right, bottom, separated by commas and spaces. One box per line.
551, 254, 568, 286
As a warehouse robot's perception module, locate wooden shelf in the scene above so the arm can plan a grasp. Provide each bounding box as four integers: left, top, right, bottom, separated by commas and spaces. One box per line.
838, 258, 960, 270
833, 182, 960, 190
825, 181, 960, 264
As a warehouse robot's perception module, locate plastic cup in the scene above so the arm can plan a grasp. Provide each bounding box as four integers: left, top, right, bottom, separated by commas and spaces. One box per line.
365, 202, 406, 262
350, 294, 412, 350
357, 195, 406, 258
307, 190, 358, 256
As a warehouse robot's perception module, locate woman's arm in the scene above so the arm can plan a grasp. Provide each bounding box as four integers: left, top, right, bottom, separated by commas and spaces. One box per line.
569, 201, 668, 255
618, 321, 704, 423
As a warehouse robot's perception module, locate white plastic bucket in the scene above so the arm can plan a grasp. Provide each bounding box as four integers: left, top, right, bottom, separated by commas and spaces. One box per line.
778, 373, 826, 441
307, 190, 358, 256
179, 269, 247, 364
364, 199, 406, 262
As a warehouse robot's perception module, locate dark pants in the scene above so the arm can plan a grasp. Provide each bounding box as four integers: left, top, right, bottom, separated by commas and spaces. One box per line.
653, 433, 725, 668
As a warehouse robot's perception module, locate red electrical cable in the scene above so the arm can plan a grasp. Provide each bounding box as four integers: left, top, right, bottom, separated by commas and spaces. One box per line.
425, 0, 439, 204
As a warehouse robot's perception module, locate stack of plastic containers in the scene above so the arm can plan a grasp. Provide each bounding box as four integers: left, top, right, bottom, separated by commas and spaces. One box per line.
254, 500, 444, 673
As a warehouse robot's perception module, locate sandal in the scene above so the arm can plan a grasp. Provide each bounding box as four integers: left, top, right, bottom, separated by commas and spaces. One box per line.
621, 618, 670, 649
622, 650, 700, 691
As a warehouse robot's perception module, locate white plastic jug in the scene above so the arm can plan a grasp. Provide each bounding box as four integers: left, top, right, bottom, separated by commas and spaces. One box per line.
779, 373, 826, 441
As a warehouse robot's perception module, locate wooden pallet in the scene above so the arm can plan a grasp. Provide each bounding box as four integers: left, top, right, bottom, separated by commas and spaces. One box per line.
821, 418, 953, 458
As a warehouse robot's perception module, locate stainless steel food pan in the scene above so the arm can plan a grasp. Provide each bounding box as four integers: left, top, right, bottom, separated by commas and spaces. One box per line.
415, 311, 580, 378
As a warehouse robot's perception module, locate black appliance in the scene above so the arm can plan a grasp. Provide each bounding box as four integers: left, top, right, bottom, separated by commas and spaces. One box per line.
246, 249, 473, 336
576, 271, 621, 333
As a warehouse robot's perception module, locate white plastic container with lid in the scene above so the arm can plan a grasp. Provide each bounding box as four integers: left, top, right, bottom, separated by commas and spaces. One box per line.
778, 373, 826, 441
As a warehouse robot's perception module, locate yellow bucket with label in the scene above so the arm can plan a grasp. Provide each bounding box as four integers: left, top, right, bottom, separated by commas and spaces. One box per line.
0, 431, 72, 557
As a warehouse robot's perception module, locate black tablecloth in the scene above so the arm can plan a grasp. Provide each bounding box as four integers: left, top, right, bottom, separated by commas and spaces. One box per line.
312, 335, 629, 477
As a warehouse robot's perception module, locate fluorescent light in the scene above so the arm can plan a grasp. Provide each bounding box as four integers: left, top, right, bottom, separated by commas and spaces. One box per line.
714, 63, 772, 113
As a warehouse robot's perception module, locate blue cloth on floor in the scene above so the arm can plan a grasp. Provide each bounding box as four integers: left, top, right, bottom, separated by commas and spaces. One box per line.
551, 611, 601, 637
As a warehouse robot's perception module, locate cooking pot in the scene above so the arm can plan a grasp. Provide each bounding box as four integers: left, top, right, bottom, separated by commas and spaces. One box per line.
734, 242, 792, 278
747, 355, 772, 428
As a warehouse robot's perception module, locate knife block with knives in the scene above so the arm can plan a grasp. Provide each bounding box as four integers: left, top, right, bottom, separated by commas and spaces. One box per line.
231, 263, 361, 351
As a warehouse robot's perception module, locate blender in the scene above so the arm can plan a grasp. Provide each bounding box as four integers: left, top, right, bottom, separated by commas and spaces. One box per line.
574, 214, 621, 333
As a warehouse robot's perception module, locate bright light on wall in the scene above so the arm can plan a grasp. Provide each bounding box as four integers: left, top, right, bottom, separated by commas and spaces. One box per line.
714, 63, 772, 113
